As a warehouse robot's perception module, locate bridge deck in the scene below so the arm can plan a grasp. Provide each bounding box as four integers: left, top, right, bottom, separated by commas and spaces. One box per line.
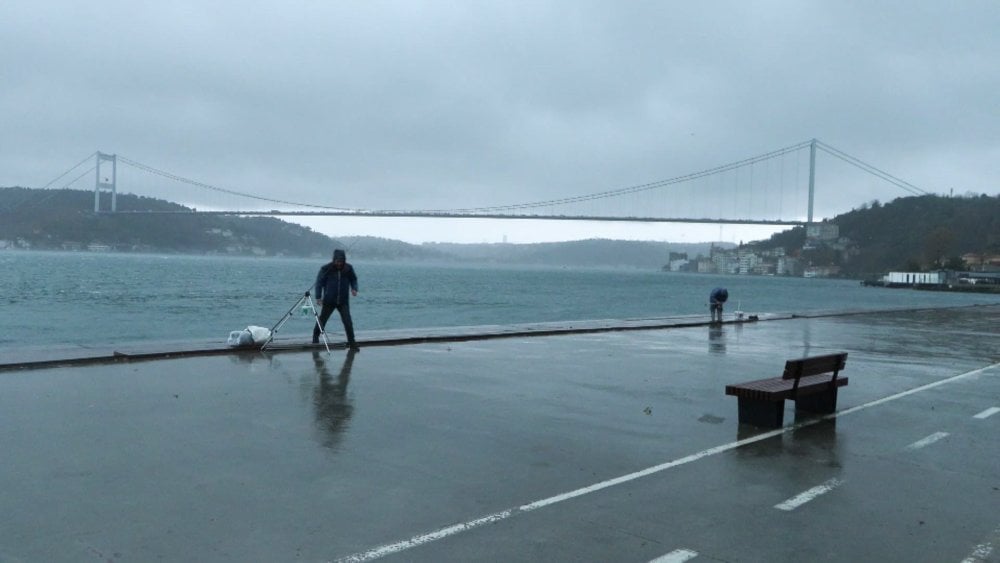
103, 209, 807, 225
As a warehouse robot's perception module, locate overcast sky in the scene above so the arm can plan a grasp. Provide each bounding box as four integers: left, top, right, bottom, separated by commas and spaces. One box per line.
2, 2, 998, 244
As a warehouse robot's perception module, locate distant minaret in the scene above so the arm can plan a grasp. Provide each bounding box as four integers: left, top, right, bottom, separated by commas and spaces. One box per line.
94, 152, 117, 212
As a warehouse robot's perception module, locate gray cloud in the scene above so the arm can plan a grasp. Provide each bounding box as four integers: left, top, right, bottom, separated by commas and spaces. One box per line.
3, 1, 998, 237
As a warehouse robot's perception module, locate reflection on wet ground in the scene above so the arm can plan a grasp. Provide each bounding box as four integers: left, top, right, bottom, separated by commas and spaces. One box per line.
311, 349, 356, 450
708, 325, 725, 354
0, 305, 997, 562
788, 418, 841, 468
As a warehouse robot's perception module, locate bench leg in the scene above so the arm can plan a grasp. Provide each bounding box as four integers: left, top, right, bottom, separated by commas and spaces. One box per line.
737, 397, 785, 428
795, 388, 838, 415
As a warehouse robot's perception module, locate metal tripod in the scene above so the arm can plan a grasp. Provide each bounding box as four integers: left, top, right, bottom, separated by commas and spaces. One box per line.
261, 291, 331, 353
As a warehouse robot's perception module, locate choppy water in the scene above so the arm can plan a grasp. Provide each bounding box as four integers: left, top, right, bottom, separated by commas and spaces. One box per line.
1, 251, 996, 349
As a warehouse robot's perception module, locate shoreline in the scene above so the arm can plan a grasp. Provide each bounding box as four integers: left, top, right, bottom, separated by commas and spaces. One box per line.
3, 303, 995, 372
860, 279, 1000, 293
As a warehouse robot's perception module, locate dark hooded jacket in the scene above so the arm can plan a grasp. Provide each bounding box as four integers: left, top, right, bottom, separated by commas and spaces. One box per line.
314, 249, 358, 305
710, 287, 729, 305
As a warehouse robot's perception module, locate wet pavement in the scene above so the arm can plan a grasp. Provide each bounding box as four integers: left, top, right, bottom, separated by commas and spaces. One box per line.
1, 305, 998, 562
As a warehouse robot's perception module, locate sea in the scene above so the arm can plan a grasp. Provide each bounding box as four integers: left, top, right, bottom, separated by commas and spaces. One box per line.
1, 251, 997, 350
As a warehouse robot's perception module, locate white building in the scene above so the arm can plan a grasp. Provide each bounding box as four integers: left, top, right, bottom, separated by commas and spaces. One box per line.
667, 258, 689, 272
883, 271, 946, 285
737, 252, 759, 275
806, 223, 840, 241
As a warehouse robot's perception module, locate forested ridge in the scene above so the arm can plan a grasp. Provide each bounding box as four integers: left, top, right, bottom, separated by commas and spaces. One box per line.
3, 188, 998, 273
0, 187, 730, 265
0, 187, 335, 257
752, 194, 1000, 275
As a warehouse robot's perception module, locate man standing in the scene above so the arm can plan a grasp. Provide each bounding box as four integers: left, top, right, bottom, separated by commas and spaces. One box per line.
709, 287, 728, 323
313, 249, 359, 349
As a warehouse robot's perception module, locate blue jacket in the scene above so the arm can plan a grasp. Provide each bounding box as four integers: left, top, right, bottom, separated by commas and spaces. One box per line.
314, 260, 358, 305
710, 287, 728, 304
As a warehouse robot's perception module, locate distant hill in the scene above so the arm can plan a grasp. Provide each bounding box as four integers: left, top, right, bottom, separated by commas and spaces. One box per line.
340, 236, 455, 261
0, 187, 339, 257
751, 194, 1000, 275
0, 187, 734, 267
8, 188, 996, 275
425, 239, 728, 269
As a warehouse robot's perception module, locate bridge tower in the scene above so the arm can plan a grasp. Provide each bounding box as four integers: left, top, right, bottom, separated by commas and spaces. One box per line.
807, 138, 816, 224
94, 152, 117, 213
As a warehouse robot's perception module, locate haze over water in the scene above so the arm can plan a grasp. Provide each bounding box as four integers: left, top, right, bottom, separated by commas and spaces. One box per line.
2, 251, 997, 349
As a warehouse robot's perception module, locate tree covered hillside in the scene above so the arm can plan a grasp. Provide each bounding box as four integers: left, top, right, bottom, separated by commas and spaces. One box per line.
839, 194, 999, 272
0, 187, 336, 257
754, 194, 1000, 275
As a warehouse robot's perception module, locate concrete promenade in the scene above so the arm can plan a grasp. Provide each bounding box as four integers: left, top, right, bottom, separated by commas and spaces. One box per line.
1, 305, 998, 562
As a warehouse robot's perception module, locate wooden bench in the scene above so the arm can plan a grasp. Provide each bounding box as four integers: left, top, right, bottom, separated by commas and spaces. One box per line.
725, 352, 848, 428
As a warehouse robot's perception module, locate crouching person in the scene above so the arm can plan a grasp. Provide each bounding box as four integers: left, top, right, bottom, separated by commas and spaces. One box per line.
709, 287, 728, 323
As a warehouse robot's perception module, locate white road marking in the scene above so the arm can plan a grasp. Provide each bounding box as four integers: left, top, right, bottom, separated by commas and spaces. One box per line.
973, 406, 1000, 419
962, 543, 995, 563
649, 548, 699, 562
334, 361, 1000, 562
774, 478, 845, 511
961, 523, 1000, 562
905, 431, 950, 450
335, 427, 788, 562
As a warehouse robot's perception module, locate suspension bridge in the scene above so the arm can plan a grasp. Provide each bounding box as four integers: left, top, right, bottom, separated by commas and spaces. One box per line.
40, 139, 927, 226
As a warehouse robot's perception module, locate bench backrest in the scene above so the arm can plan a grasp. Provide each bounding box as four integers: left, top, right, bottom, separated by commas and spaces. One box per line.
782, 352, 848, 381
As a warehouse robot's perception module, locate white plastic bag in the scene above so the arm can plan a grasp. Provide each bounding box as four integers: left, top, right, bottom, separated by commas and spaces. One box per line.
227, 329, 255, 347
246, 325, 272, 343
227, 325, 272, 347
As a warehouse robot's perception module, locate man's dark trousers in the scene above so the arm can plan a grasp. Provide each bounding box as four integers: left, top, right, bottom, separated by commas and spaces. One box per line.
314, 301, 355, 345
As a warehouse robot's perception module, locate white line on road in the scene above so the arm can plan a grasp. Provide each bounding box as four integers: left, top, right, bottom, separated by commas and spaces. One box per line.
973, 406, 1000, 419
905, 431, 950, 450
334, 361, 1000, 562
649, 548, 699, 562
774, 478, 845, 511
335, 426, 789, 562
961, 523, 1000, 562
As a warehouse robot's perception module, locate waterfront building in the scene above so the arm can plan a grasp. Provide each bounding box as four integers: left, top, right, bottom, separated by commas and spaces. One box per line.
883, 271, 946, 285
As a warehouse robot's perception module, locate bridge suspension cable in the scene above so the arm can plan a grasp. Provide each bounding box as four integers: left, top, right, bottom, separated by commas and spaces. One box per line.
115, 142, 814, 216
72, 139, 928, 221
3, 162, 96, 213
403, 140, 815, 214
814, 141, 928, 196
36, 151, 97, 190
117, 156, 360, 212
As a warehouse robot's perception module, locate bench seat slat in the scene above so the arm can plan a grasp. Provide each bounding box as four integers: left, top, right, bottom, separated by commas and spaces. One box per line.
725, 374, 849, 401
